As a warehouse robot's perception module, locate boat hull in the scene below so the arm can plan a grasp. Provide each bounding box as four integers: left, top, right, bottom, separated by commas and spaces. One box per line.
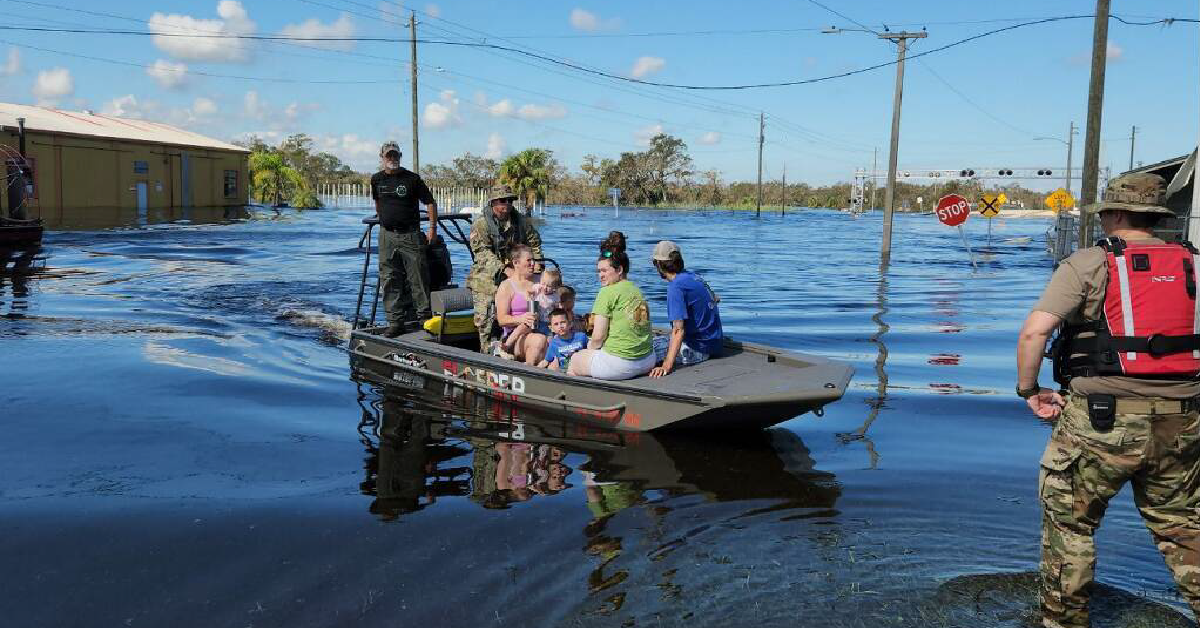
350, 327, 853, 432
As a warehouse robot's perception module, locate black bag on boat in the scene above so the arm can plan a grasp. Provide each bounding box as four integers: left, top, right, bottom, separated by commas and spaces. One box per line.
426, 234, 453, 291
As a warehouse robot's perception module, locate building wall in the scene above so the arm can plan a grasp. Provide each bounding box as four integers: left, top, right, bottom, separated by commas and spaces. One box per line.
2, 129, 248, 219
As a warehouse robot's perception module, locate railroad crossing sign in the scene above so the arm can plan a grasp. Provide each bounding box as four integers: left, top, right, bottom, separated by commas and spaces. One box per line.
935, 194, 971, 226
979, 193, 1003, 218
1045, 189, 1076, 213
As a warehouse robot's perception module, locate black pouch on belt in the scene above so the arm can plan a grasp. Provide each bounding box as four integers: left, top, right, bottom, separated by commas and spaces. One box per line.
1086, 393, 1117, 432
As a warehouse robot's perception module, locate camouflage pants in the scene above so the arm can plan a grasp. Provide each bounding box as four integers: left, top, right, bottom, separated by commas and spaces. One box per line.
378, 228, 430, 324
472, 286, 498, 352
1039, 396, 1200, 628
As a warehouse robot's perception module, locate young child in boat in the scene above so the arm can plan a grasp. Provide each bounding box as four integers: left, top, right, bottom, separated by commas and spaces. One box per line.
531, 268, 562, 334
501, 267, 560, 354
558, 285, 590, 335
538, 308, 589, 371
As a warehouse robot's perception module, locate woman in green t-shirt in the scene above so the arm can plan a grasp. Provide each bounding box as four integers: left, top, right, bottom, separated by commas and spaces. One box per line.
567, 246, 655, 380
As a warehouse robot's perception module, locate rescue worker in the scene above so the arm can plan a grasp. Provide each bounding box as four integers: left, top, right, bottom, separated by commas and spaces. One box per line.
1016, 172, 1200, 628
370, 141, 438, 337
466, 184, 543, 352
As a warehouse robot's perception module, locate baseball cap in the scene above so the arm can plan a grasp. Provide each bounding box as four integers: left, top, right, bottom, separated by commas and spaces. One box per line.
652, 240, 681, 261
379, 141, 401, 157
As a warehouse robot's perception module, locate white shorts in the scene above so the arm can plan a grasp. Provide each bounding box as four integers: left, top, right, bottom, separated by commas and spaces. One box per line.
589, 348, 655, 381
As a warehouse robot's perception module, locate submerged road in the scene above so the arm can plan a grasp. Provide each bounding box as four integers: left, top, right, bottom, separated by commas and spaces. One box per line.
1, 207, 1192, 627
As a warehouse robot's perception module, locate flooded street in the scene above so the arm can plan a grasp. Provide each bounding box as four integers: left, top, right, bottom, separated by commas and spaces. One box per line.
3, 207, 1193, 627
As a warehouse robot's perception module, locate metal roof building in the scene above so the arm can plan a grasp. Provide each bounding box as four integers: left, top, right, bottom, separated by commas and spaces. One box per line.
0, 103, 249, 220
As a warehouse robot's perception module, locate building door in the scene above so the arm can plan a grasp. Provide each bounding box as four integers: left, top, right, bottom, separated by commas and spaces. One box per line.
136, 181, 148, 223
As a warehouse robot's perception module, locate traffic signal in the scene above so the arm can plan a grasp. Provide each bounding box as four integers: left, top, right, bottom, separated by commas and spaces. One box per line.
959, 169, 975, 177
998, 169, 1013, 176
1037, 169, 1053, 176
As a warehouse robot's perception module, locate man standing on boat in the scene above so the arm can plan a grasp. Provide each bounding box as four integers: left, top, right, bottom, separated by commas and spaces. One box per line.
466, 184, 543, 352
1015, 172, 1200, 628
371, 141, 438, 337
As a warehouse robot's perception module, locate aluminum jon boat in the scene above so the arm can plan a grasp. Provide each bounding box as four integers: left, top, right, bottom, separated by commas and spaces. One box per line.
348, 214, 853, 432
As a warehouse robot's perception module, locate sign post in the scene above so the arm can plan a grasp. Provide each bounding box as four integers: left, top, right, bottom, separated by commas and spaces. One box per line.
936, 193, 977, 270
978, 192, 1005, 246
608, 187, 621, 218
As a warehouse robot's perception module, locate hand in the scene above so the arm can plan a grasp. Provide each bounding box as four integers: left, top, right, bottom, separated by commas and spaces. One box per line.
649, 364, 673, 378
522, 313, 537, 327
1025, 388, 1065, 419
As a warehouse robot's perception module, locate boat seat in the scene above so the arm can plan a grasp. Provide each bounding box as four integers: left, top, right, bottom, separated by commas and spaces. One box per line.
429, 287, 478, 347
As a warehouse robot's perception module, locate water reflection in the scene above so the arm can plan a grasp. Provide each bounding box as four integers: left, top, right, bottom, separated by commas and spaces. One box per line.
0, 244, 42, 314
33, 205, 251, 230
356, 387, 841, 523
837, 261, 887, 468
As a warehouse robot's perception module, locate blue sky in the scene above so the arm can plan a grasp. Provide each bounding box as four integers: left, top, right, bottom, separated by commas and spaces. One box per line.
1, 0, 1196, 186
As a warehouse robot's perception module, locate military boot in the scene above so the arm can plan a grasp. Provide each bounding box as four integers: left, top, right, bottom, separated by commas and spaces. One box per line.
382, 322, 406, 338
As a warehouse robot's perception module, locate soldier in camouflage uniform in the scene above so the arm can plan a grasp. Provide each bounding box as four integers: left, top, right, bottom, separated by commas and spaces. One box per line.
1016, 172, 1200, 627
466, 184, 543, 351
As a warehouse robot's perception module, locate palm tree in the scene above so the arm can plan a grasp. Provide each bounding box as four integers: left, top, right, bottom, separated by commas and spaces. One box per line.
499, 148, 552, 215
249, 150, 305, 206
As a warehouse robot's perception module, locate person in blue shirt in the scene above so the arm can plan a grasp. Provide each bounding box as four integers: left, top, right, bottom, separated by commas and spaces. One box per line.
538, 308, 589, 371
649, 240, 724, 378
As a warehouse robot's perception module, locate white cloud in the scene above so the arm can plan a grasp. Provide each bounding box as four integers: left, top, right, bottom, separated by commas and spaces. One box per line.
279, 14, 355, 51
146, 59, 189, 89
425, 4, 441, 18
569, 8, 619, 32
478, 94, 566, 121
149, 1, 256, 63
102, 94, 146, 118
1, 47, 19, 76
487, 98, 515, 117
192, 97, 218, 117
484, 132, 507, 159
1107, 42, 1123, 61
517, 103, 567, 121
635, 123, 663, 146
32, 67, 73, 105
630, 56, 665, 79
318, 133, 381, 169
423, 89, 461, 129
699, 131, 721, 145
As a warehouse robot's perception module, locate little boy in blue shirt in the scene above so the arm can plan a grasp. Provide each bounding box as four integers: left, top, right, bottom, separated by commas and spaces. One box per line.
538, 308, 589, 371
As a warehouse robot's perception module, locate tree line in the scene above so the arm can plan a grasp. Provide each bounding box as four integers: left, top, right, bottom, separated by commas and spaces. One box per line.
245, 131, 1056, 212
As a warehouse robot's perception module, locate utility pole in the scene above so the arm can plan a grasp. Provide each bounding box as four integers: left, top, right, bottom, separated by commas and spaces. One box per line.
1066, 121, 1076, 195
409, 12, 420, 174
878, 30, 926, 265
781, 164, 787, 216
756, 112, 764, 218
1128, 125, 1138, 171
1079, 0, 1111, 248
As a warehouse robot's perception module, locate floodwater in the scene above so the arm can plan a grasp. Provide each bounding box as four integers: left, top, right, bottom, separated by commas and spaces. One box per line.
2, 206, 1195, 628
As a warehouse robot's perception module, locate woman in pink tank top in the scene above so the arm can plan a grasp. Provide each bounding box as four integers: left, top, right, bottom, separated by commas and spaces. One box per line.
494, 245, 548, 365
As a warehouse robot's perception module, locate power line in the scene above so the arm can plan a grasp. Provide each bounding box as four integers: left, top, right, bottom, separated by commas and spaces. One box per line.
2, 15, 1192, 90
806, 0, 881, 35
0, 38, 399, 84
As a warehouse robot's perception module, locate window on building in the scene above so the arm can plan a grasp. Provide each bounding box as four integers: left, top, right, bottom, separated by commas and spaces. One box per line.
224, 170, 238, 198
133, 160, 149, 174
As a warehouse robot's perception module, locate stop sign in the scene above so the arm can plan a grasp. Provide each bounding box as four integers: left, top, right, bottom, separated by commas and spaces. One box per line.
935, 194, 971, 226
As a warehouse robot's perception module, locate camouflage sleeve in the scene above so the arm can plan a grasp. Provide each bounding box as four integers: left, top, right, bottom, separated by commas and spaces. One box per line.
469, 217, 503, 280
525, 222, 544, 261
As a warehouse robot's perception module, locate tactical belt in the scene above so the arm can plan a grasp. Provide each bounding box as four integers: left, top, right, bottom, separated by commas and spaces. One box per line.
1074, 396, 1200, 415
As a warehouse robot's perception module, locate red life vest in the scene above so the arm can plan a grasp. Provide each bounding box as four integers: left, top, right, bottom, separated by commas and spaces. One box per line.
1055, 238, 1200, 381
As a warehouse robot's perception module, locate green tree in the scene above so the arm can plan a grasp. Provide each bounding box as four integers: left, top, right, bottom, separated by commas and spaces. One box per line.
644, 133, 693, 204
249, 150, 305, 206
499, 148, 554, 214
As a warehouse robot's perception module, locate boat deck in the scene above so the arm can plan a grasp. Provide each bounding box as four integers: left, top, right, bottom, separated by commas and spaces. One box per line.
377, 327, 846, 401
